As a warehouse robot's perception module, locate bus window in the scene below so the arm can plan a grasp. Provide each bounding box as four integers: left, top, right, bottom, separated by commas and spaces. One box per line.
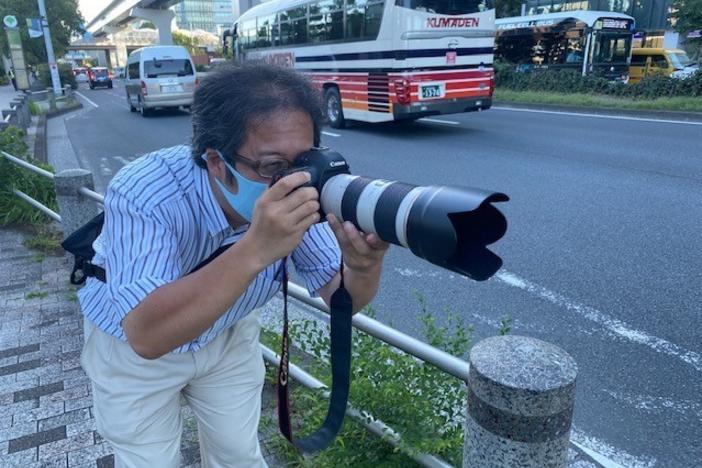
395, 0, 483, 15
593, 33, 630, 63
365, 0, 384, 38
257, 15, 276, 47
346, 0, 367, 39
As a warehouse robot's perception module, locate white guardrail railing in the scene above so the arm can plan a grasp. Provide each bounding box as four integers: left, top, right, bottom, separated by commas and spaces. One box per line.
1, 149, 584, 468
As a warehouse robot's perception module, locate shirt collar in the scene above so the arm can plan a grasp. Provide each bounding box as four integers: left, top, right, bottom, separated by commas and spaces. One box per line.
194, 163, 231, 236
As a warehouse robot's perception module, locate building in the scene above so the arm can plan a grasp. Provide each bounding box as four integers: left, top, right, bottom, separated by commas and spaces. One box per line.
522, 0, 677, 46
173, 0, 234, 34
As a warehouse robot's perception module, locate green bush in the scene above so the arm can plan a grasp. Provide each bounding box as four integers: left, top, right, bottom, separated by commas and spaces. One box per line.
495, 61, 702, 100
37, 63, 77, 90
0, 127, 57, 225
260, 294, 497, 467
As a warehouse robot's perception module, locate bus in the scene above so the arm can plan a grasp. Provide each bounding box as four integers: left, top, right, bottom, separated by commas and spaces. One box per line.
495, 11, 634, 81
225, 0, 496, 127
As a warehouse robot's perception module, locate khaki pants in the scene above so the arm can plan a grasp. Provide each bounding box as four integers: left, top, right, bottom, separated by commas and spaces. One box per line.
81, 312, 268, 468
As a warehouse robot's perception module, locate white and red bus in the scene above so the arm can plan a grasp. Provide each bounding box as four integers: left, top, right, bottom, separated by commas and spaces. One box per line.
225, 0, 495, 127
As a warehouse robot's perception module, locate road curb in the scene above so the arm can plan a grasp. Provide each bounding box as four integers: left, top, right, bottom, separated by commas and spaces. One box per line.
493, 100, 702, 123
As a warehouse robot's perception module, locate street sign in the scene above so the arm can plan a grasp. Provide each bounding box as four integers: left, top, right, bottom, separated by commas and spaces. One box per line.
27, 18, 43, 38
688, 30, 701, 39
3, 15, 18, 28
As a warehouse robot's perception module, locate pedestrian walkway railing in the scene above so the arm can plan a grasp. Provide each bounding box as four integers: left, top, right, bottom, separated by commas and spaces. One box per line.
1, 146, 583, 468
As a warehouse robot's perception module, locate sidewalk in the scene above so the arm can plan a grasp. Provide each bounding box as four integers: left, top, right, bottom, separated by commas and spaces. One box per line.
0, 84, 20, 110
0, 110, 290, 467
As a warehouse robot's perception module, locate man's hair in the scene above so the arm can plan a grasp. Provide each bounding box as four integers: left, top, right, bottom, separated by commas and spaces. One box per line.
191, 63, 324, 168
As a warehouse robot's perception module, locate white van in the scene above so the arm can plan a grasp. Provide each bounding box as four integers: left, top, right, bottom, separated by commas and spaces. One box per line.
125, 46, 197, 117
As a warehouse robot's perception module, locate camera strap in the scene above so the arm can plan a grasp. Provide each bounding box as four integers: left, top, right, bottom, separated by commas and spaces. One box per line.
277, 256, 353, 454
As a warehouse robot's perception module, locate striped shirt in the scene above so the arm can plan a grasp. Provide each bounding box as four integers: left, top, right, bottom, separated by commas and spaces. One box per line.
78, 145, 340, 353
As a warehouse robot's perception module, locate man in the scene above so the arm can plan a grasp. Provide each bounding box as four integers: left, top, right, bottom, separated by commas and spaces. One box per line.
79, 64, 388, 467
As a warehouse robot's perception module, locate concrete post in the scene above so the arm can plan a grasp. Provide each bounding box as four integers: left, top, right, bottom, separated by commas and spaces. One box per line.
63, 85, 73, 99
464, 336, 577, 468
54, 169, 98, 240
47, 88, 57, 111
129, 7, 175, 45
0, 121, 8, 131
11, 98, 30, 128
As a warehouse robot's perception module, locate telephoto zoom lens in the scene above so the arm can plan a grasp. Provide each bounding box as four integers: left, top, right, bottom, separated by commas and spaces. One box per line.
320, 175, 508, 281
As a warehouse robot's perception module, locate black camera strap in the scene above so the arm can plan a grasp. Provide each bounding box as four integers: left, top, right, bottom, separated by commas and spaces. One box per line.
277, 256, 353, 454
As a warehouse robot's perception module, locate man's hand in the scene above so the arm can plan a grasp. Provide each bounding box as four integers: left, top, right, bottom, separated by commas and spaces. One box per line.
319, 214, 389, 313
326, 214, 389, 274
244, 172, 320, 267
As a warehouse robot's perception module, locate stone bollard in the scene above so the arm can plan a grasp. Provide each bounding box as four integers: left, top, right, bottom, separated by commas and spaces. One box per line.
11, 98, 30, 128
463, 336, 577, 468
47, 88, 57, 112
54, 169, 99, 240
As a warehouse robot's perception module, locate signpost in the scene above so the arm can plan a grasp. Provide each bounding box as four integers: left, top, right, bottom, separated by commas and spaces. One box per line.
37, 0, 62, 95
3, 15, 30, 91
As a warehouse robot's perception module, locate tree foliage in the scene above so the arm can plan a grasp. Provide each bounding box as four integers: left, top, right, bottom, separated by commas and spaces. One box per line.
495, 0, 522, 18
672, 0, 702, 37
0, 0, 84, 66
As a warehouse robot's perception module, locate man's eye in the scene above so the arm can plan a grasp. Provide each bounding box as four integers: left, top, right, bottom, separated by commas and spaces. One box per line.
261, 159, 289, 174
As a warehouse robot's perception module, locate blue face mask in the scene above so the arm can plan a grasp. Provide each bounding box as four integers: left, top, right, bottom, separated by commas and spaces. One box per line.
202, 151, 268, 222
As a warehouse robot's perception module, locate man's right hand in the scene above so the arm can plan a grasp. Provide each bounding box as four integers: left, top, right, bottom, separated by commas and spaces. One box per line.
244, 171, 320, 266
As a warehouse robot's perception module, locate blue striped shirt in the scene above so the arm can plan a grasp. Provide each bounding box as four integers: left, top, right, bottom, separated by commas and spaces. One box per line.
78, 145, 341, 353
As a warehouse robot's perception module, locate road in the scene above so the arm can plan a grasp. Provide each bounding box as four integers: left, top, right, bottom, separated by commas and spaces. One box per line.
66, 82, 702, 468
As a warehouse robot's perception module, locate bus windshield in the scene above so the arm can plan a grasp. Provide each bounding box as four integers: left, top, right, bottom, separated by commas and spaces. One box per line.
592, 33, 630, 63
394, 0, 492, 15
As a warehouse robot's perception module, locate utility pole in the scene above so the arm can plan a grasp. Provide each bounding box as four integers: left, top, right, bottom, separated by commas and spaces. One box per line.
37, 0, 62, 95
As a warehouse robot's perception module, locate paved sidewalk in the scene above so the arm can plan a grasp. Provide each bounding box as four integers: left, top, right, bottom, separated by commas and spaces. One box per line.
0, 226, 288, 467
0, 84, 20, 110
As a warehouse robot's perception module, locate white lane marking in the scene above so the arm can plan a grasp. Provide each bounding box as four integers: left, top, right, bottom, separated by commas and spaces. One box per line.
492, 106, 702, 126
322, 131, 340, 137
115, 156, 131, 166
603, 389, 702, 419
419, 118, 460, 125
393, 266, 701, 372
74, 91, 99, 108
571, 428, 656, 468
495, 270, 702, 372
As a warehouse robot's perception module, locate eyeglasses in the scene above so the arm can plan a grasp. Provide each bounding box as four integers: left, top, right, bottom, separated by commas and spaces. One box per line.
227, 152, 292, 179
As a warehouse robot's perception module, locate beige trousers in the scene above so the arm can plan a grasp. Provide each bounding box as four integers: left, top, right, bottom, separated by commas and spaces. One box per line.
80, 312, 268, 468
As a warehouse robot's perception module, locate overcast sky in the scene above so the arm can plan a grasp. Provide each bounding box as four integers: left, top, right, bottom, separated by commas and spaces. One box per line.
79, 0, 108, 24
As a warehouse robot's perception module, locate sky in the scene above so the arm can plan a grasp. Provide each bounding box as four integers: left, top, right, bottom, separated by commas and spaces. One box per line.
78, 0, 108, 24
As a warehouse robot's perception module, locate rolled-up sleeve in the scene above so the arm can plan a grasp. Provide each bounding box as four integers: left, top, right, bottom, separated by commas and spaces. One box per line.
103, 188, 181, 322
291, 222, 341, 297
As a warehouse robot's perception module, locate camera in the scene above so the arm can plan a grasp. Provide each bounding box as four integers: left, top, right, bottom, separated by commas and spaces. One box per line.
277, 148, 509, 281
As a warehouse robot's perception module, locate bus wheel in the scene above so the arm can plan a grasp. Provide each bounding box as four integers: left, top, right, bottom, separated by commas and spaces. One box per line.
325, 88, 345, 129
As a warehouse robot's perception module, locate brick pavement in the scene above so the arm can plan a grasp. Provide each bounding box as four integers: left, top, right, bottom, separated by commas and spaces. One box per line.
0, 226, 289, 468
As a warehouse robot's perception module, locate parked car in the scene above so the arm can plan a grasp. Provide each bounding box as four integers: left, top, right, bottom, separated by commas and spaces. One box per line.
629, 48, 699, 83
125, 46, 197, 117
88, 67, 113, 89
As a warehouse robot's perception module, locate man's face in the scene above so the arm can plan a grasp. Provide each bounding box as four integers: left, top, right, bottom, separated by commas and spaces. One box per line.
204, 109, 314, 225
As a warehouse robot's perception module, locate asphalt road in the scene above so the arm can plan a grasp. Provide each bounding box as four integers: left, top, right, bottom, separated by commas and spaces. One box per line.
66, 82, 702, 468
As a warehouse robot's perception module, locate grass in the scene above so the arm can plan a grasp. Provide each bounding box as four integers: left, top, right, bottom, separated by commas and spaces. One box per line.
23, 228, 63, 254
494, 89, 702, 113
26, 291, 49, 300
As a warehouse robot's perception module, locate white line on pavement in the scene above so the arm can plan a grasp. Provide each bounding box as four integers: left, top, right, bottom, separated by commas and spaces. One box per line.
571, 428, 656, 468
74, 91, 99, 108
322, 131, 341, 137
495, 270, 702, 372
419, 118, 460, 125
492, 106, 702, 126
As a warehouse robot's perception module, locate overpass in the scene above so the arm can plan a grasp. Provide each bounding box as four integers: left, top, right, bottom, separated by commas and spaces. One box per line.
86, 0, 181, 45
86, 0, 260, 46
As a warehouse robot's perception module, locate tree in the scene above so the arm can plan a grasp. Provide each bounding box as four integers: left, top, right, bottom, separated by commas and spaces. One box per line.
672, 0, 702, 58
495, 0, 523, 18
0, 0, 84, 66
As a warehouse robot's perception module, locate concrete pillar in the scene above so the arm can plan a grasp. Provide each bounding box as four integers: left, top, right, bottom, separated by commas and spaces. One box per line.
464, 336, 577, 468
54, 169, 99, 240
129, 7, 175, 45
10, 99, 27, 128
47, 88, 57, 111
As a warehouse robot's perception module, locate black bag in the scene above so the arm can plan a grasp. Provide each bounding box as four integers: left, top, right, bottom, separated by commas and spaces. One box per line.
61, 212, 106, 285
60, 212, 232, 285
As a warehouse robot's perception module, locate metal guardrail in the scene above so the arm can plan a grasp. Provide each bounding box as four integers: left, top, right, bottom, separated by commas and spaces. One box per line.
1, 148, 582, 468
